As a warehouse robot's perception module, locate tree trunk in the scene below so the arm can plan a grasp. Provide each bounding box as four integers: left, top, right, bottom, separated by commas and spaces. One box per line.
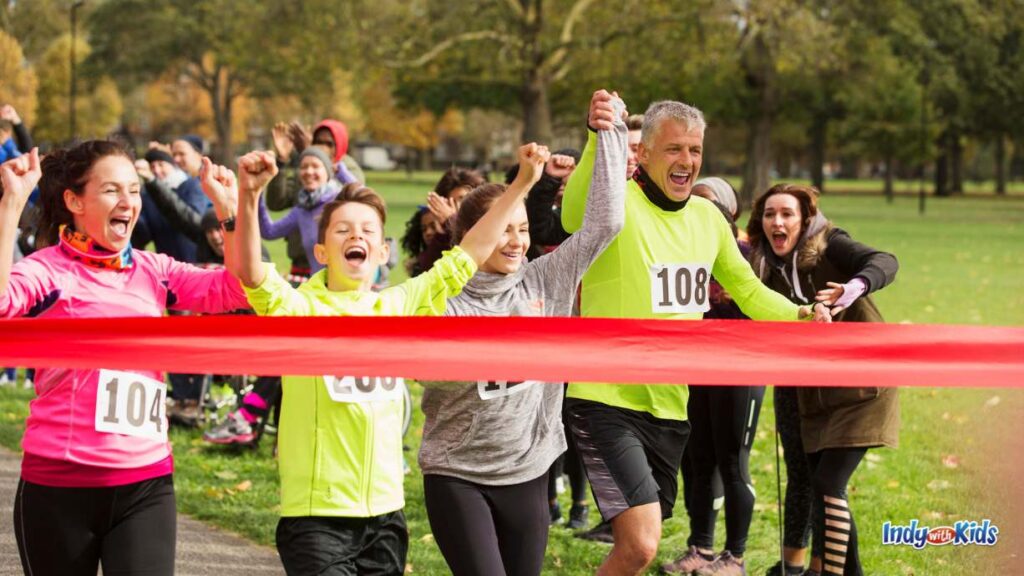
934, 131, 949, 197
996, 134, 1007, 195
521, 73, 552, 144
739, 33, 776, 207
950, 128, 963, 194
884, 152, 894, 203
810, 110, 828, 192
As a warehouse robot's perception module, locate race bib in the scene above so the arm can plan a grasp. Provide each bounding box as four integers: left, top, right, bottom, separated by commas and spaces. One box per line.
95, 369, 167, 441
477, 380, 537, 400
650, 263, 711, 314
324, 376, 405, 403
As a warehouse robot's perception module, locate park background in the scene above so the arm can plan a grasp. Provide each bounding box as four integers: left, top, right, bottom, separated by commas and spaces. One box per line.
2, 0, 1024, 574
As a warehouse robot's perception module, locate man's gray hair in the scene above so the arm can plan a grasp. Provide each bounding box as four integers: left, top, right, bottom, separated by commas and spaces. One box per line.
641, 101, 706, 146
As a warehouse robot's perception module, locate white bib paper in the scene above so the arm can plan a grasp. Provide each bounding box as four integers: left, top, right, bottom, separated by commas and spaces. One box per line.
95, 369, 168, 441
650, 263, 712, 314
477, 380, 537, 400
324, 376, 405, 403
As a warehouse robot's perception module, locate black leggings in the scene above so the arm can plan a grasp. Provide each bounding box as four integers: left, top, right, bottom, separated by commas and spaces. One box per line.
775, 386, 815, 550
548, 386, 588, 504
686, 384, 765, 556
424, 473, 549, 576
14, 475, 176, 576
809, 448, 867, 576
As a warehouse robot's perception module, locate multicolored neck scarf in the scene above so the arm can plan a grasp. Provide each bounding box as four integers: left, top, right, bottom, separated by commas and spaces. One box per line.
59, 225, 135, 271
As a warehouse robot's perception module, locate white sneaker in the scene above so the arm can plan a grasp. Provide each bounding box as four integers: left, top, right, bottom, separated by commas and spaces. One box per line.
556, 475, 566, 495
22, 378, 33, 390
0, 374, 11, 387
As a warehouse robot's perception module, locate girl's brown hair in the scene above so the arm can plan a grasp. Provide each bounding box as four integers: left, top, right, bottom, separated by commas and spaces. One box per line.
36, 140, 133, 248
451, 183, 507, 244
746, 183, 820, 251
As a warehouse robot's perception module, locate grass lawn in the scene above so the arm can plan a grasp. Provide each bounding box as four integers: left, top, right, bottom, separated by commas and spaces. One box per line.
1, 174, 1022, 574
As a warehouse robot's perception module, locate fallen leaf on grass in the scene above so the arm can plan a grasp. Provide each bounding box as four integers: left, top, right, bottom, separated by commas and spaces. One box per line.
214, 470, 238, 481
234, 480, 252, 492
925, 510, 946, 520
927, 479, 951, 491
404, 563, 413, 574
942, 455, 960, 469
984, 396, 1001, 409
865, 453, 883, 463
204, 487, 224, 500
887, 480, 900, 489
420, 534, 434, 543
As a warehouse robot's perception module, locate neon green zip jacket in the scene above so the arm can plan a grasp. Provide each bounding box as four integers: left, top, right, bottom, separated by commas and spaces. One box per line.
244, 247, 477, 517
561, 131, 800, 421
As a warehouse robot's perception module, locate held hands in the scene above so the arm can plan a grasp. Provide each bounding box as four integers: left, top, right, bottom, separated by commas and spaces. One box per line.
815, 279, 866, 317
0, 148, 40, 207
799, 302, 833, 323
588, 89, 627, 131
199, 157, 238, 214
545, 154, 576, 181
513, 143, 551, 189
426, 191, 457, 223
236, 151, 279, 198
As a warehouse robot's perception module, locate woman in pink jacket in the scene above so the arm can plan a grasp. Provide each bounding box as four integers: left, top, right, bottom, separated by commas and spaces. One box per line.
0, 141, 248, 575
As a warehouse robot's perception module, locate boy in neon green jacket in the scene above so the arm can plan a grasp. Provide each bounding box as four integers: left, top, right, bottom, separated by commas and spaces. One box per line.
210, 146, 551, 574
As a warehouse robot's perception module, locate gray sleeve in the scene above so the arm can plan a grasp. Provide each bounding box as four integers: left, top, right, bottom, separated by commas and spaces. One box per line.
527, 99, 627, 315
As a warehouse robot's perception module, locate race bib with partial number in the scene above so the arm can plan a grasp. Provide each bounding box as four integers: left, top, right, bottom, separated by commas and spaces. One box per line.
650, 263, 712, 314
324, 376, 405, 403
95, 369, 167, 441
477, 380, 537, 400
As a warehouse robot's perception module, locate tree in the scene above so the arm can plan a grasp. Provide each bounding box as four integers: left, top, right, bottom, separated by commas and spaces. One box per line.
34, 34, 122, 144
368, 0, 665, 144
0, 30, 38, 128
86, 0, 349, 160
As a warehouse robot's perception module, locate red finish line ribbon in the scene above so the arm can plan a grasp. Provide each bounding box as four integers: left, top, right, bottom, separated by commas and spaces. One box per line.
1, 316, 1022, 387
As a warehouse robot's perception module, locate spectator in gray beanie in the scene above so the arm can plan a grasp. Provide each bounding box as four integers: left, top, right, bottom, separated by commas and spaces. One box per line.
692, 177, 739, 220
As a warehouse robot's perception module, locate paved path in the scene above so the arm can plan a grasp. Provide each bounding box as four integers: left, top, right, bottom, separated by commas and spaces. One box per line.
0, 447, 284, 575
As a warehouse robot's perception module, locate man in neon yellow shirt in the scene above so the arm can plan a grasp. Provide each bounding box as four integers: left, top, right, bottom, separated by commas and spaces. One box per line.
207, 145, 550, 575
560, 90, 830, 576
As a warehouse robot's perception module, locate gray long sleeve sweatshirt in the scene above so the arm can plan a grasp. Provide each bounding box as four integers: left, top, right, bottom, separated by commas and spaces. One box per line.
418, 103, 628, 486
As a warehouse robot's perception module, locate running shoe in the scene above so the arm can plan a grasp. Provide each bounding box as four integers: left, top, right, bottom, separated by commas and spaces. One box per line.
550, 501, 563, 525
661, 545, 716, 574
575, 520, 614, 544
0, 374, 10, 387
568, 503, 590, 529
203, 411, 256, 445
695, 550, 745, 576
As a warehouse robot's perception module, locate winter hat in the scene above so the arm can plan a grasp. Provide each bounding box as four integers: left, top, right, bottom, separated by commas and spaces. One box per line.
299, 147, 335, 176
313, 119, 349, 163
144, 149, 175, 165
179, 134, 205, 153
693, 177, 737, 218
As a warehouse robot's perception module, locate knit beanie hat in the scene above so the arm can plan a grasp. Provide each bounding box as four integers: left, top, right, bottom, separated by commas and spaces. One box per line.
179, 134, 205, 153
144, 149, 175, 165
299, 147, 335, 176
693, 177, 737, 218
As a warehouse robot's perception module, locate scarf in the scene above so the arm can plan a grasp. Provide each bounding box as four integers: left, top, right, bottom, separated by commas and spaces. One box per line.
296, 180, 342, 210
58, 225, 135, 271
632, 166, 689, 212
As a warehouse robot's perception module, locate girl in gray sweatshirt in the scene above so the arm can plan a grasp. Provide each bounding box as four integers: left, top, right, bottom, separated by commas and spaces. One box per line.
418, 100, 628, 576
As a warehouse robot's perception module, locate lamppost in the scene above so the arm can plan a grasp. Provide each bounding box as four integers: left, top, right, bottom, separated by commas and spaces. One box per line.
69, 0, 85, 143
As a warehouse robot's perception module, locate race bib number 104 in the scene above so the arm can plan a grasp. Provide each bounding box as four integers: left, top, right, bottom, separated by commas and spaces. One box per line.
650, 263, 711, 314
95, 369, 167, 441
325, 376, 405, 403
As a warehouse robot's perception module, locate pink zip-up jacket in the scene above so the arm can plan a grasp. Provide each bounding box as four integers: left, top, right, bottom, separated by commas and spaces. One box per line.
0, 245, 248, 476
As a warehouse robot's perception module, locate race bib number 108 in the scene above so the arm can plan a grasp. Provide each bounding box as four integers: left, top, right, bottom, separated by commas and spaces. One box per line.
95, 369, 167, 441
650, 263, 711, 314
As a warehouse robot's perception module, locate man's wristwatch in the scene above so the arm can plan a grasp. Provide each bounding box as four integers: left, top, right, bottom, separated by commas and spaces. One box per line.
219, 216, 236, 232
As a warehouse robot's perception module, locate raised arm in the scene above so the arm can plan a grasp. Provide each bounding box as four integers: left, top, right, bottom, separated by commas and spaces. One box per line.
562, 89, 621, 233
456, 143, 550, 266
0, 149, 40, 297
198, 157, 240, 272
233, 151, 280, 288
